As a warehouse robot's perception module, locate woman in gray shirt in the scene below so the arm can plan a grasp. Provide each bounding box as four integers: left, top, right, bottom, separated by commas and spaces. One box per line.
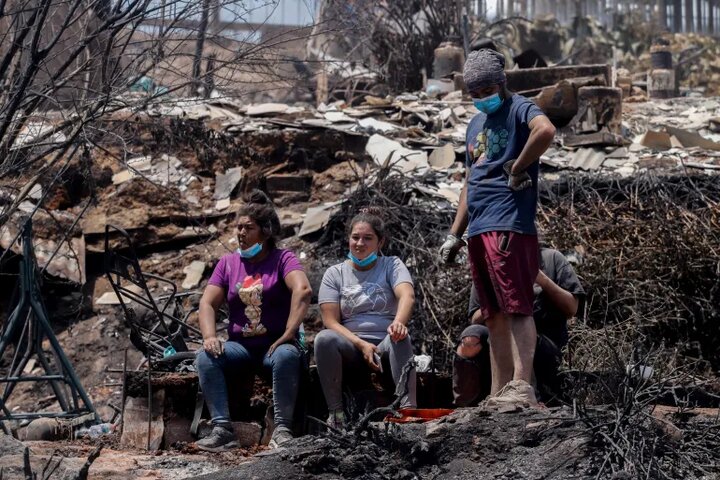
315, 209, 417, 430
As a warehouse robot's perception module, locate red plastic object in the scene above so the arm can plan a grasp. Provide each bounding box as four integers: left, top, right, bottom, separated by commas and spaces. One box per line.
384, 408, 455, 424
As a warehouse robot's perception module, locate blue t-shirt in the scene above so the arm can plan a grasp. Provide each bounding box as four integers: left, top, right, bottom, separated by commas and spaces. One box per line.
465, 94, 545, 237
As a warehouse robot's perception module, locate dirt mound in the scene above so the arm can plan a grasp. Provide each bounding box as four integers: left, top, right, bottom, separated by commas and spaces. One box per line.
189, 408, 590, 480
188, 401, 720, 479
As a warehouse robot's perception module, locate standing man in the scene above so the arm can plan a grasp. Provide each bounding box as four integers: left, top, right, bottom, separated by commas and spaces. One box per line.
453, 246, 585, 407
439, 49, 556, 407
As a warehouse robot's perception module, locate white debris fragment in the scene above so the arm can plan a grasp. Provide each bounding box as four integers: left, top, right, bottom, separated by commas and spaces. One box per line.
365, 134, 429, 174
181, 261, 206, 289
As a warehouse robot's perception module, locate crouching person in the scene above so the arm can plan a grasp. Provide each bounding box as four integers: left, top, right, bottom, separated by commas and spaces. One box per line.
314, 208, 417, 430
452, 324, 492, 407
195, 191, 312, 451
452, 246, 585, 407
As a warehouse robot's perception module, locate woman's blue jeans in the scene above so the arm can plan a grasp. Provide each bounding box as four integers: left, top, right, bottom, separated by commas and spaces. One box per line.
196, 341, 301, 429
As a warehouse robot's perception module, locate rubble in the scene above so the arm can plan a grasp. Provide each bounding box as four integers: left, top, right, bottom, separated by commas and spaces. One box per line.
0, 210, 86, 283
4, 10, 720, 473
190, 401, 720, 479
0, 433, 24, 455
298, 202, 342, 238
181, 261, 206, 290
212, 167, 243, 201
121, 392, 166, 451
365, 134, 429, 173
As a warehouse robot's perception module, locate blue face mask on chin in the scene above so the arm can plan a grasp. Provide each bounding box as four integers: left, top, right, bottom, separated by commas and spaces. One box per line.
237, 242, 263, 259
473, 93, 503, 115
348, 251, 378, 268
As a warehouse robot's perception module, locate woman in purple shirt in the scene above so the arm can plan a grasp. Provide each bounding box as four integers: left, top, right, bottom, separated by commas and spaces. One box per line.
195, 191, 312, 451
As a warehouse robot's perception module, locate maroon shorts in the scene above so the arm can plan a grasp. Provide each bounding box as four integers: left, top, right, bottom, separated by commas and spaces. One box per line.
468, 231, 539, 320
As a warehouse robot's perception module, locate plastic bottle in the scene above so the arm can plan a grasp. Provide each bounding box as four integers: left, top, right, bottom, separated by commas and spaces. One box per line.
75, 422, 113, 439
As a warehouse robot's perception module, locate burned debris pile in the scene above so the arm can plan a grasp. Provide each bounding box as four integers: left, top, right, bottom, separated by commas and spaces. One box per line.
314, 12, 720, 103
194, 391, 720, 480
539, 173, 720, 375
4, 3, 720, 476
566, 331, 720, 480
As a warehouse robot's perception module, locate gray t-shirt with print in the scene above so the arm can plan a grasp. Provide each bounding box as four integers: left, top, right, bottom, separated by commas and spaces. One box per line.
318, 256, 414, 341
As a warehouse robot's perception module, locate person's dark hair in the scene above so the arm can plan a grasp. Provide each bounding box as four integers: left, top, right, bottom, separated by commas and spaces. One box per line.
237, 190, 281, 249
347, 206, 388, 243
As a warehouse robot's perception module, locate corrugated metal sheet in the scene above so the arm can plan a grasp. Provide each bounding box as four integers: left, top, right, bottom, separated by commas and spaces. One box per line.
567, 148, 606, 171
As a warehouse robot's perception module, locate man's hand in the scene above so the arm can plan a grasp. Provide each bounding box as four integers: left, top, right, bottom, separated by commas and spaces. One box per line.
503, 159, 532, 191
535, 268, 579, 319
203, 336, 224, 358
439, 233, 466, 264
387, 321, 408, 342
536, 270, 550, 288
359, 341, 380, 371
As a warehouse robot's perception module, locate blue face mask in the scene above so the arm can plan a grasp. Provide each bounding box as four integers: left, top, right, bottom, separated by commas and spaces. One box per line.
237, 243, 262, 259
473, 93, 503, 115
348, 251, 378, 268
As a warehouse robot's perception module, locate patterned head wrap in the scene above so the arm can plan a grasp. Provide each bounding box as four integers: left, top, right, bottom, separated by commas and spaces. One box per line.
463, 49, 507, 92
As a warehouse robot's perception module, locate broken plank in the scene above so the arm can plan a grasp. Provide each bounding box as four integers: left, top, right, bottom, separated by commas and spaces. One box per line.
682, 161, 720, 170
506, 64, 611, 92
266, 174, 313, 193
564, 130, 624, 148
121, 389, 165, 451
262, 160, 290, 177
664, 125, 720, 151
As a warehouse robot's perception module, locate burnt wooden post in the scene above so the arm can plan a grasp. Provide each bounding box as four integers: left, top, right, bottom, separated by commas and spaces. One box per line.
673, 0, 683, 31
696, 0, 702, 31
709, 0, 715, 33
657, 0, 668, 29
190, 0, 211, 96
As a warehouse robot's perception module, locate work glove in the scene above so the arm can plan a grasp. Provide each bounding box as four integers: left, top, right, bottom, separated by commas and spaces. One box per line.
439, 233, 466, 264
503, 159, 532, 191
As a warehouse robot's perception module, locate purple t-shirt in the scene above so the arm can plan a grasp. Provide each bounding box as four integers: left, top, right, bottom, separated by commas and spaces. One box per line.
207, 248, 303, 347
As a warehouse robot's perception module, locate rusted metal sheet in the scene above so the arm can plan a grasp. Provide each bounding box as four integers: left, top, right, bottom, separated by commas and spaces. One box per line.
506, 64, 612, 92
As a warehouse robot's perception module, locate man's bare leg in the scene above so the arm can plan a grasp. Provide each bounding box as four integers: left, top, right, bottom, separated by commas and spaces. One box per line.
510, 315, 536, 383
486, 312, 514, 394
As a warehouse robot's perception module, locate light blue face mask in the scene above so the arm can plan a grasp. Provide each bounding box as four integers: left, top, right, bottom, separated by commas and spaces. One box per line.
473, 93, 503, 115
237, 243, 263, 259
348, 251, 378, 268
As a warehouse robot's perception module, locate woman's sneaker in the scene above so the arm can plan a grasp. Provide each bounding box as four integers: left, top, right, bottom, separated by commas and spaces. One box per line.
268, 426, 293, 449
196, 425, 238, 452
